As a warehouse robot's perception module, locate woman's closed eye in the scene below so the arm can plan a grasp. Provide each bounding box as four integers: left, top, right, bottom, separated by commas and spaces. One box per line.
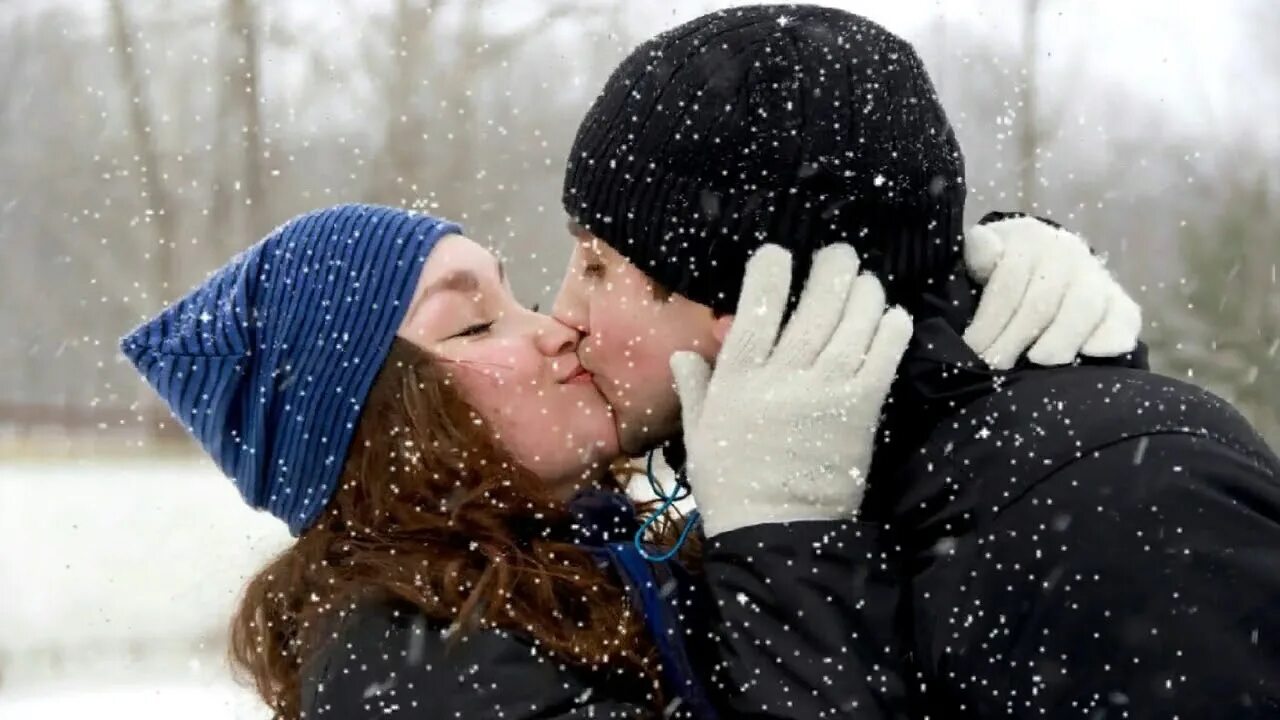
449, 302, 538, 339
450, 321, 493, 339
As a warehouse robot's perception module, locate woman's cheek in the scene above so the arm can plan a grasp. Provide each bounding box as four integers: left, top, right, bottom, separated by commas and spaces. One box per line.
457, 354, 545, 417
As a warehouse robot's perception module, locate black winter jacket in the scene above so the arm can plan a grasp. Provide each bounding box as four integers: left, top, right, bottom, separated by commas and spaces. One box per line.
850, 281, 1280, 719
299, 496, 880, 718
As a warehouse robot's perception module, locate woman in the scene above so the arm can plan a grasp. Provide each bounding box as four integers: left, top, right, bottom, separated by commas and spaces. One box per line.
121, 204, 1137, 719
123, 204, 715, 718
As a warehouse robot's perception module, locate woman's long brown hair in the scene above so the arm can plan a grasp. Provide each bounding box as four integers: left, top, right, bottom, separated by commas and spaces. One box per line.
228, 338, 674, 718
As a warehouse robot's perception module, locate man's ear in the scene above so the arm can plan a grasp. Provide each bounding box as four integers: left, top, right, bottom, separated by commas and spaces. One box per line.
711, 313, 734, 346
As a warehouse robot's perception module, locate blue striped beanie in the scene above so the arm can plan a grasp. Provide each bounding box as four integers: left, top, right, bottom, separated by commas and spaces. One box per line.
120, 204, 462, 535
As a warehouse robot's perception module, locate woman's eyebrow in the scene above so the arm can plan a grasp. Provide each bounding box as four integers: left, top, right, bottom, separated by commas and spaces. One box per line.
409, 257, 503, 318
405, 270, 480, 323
424, 270, 480, 298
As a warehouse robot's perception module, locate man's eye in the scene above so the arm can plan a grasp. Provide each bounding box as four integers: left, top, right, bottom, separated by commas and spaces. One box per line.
583, 262, 606, 279
451, 322, 493, 339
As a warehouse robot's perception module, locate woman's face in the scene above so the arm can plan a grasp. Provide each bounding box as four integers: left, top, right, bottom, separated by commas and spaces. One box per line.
396, 234, 621, 496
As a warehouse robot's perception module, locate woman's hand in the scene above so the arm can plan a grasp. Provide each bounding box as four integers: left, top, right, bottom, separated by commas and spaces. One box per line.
670, 244, 911, 537
964, 215, 1143, 370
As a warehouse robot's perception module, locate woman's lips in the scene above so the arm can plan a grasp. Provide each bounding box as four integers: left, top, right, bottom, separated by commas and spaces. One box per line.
565, 367, 594, 385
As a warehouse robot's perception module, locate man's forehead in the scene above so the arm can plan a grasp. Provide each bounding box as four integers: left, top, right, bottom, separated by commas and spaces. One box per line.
566, 221, 607, 254
566, 220, 593, 240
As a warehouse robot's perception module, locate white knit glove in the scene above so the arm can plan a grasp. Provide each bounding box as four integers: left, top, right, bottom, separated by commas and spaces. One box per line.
964, 216, 1143, 370
669, 244, 912, 538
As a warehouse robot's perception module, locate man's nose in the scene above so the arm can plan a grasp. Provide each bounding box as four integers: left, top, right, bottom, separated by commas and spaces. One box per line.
551, 284, 589, 336
532, 311, 579, 358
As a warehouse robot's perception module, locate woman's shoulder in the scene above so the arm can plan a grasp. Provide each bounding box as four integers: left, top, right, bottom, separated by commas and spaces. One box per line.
307, 598, 547, 680
301, 598, 649, 718
313, 596, 448, 652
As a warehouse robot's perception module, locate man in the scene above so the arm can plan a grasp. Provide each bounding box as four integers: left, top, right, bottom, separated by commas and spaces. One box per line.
553, 5, 1280, 718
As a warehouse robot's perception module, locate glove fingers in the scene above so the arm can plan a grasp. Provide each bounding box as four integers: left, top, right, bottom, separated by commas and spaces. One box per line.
964, 223, 1005, 284
1026, 265, 1109, 366
773, 244, 859, 368
980, 241, 1086, 370
963, 239, 1035, 355
721, 245, 792, 367
1082, 284, 1143, 356
669, 351, 712, 427
817, 272, 886, 377
852, 306, 913, 408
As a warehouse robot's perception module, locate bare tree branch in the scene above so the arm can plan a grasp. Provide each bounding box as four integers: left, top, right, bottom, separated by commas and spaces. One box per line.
482, 2, 587, 60
106, 0, 185, 438
106, 0, 177, 308
367, 0, 438, 203
230, 0, 267, 237
1018, 0, 1042, 212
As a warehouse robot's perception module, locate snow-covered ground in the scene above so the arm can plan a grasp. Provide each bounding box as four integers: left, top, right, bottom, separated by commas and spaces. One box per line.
0, 676, 267, 720
0, 458, 290, 718
0, 454, 679, 717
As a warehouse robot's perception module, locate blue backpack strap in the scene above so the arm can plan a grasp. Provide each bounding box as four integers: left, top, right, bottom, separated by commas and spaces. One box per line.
604, 541, 719, 719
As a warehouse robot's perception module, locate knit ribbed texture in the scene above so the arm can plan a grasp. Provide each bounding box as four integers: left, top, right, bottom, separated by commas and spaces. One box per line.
563, 4, 966, 316
120, 204, 461, 535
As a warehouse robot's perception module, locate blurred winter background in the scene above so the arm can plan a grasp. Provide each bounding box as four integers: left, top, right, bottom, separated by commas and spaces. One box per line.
1, 0, 1276, 716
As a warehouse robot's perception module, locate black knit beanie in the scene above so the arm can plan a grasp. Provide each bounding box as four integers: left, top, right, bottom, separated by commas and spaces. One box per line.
563, 4, 966, 316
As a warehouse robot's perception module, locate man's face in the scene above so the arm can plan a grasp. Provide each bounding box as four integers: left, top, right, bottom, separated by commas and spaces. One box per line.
552, 228, 724, 456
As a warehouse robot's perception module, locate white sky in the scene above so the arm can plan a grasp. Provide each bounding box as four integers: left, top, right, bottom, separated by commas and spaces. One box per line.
650, 0, 1264, 143
7, 0, 1272, 147
472, 0, 1269, 146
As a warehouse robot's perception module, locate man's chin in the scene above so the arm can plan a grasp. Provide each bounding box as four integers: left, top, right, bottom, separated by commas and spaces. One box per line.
596, 386, 681, 458
617, 423, 676, 459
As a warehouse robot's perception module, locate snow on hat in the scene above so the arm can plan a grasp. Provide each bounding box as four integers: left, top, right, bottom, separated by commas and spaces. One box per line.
120, 204, 461, 535
564, 4, 966, 317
